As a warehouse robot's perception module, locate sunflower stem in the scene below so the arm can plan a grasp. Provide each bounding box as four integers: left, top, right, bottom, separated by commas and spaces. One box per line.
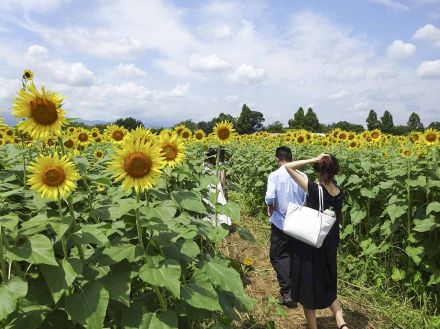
57, 196, 68, 259
135, 192, 145, 251
0, 228, 8, 283
214, 146, 221, 227
154, 286, 168, 311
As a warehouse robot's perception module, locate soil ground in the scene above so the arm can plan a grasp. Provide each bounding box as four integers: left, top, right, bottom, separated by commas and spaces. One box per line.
220, 217, 382, 329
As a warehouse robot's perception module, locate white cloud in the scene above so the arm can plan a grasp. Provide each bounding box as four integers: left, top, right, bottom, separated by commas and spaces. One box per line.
45, 61, 95, 86
202, 23, 232, 39
413, 24, 440, 46
115, 63, 146, 77
416, 60, 440, 78
154, 59, 194, 78
188, 54, 231, 72
329, 90, 350, 99
26, 45, 48, 59
386, 40, 416, 59
225, 94, 238, 103
366, 0, 409, 10
229, 64, 265, 84
168, 83, 190, 97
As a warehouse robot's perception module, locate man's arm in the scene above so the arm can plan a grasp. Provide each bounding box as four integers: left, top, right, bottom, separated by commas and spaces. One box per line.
265, 173, 276, 216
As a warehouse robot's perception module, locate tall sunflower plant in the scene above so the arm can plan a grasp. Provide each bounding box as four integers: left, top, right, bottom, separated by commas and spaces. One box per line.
0, 71, 255, 328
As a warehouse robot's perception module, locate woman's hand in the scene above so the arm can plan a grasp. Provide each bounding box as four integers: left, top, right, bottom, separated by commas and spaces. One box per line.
314, 153, 329, 162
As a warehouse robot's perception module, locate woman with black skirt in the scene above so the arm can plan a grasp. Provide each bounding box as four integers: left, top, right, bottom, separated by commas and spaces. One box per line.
284, 153, 349, 329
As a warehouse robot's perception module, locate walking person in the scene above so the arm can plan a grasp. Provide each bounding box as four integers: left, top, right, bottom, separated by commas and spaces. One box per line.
265, 146, 307, 307
284, 153, 349, 329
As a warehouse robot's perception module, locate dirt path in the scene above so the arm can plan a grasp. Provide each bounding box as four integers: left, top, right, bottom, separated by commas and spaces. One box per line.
221, 218, 378, 329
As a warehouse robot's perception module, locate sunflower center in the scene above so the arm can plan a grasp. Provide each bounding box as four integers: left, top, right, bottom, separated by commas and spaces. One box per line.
217, 127, 230, 140
64, 140, 74, 148
30, 97, 58, 126
297, 136, 305, 143
124, 152, 152, 178
112, 130, 124, 141
371, 132, 379, 139
195, 133, 203, 140
96, 151, 103, 158
92, 132, 98, 137
182, 131, 190, 139
42, 166, 66, 187
6, 130, 13, 136
162, 144, 178, 161
426, 133, 437, 142
78, 132, 88, 142
24, 71, 31, 78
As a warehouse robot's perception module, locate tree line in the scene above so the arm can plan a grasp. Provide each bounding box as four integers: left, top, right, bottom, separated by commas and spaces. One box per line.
77, 104, 440, 134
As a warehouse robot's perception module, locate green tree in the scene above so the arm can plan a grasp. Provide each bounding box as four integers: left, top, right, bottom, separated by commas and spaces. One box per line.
265, 121, 284, 133
175, 119, 198, 131
380, 110, 394, 133
236, 104, 265, 134
366, 109, 381, 130
114, 117, 144, 131
407, 112, 424, 131
429, 121, 440, 130
198, 113, 236, 134
288, 107, 305, 129
303, 107, 320, 132
331, 121, 364, 132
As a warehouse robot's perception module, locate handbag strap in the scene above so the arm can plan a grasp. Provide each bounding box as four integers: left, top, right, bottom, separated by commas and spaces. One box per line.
318, 185, 324, 212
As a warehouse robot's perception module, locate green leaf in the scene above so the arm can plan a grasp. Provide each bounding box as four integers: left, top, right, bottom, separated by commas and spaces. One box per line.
120, 302, 144, 329
4, 305, 50, 329
427, 201, 440, 215
406, 245, 425, 266
49, 215, 74, 241
71, 224, 109, 245
0, 214, 19, 231
201, 261, 243, 293
98, 242, 144, 265
139, 259, 181, 298
405, 176, 426, 187
360, 188, 377, 199
7, 234, 58, 266
41, 258, 83, 304
140, 311, 178, 329
172, 191, 207, 214
217, 289, 255, 321
65, 282, 109, 329
349, 207, 367, 225
179, 240, 200, 259
391, 267, 406, 281
236, 226, 255, 242
99, 261, 131, 306
413, 217, 439, 232
386, 204, 407, 221
181, 281, 222, 311
0, 277, 28, 321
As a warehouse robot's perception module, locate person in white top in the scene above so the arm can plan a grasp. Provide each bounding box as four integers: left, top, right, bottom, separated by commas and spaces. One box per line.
265, 146, 307, 307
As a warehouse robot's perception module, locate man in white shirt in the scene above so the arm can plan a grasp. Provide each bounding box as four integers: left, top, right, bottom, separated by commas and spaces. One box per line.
265, 146, 307, 307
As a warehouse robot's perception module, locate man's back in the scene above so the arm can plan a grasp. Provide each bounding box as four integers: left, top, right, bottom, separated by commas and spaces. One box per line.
265, 166, 307, 230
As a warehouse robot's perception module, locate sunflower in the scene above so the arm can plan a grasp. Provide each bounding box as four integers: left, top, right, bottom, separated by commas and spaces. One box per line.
108, 139, 165, 193
27, 153, 80, 200
160, 129, 174, 138
175, 124, 187, 136
12, 82, 67, 139
423, 128, 439, 145
213, 120, 235, 145
295, 134, 306, 144
370, 129, 381, 141
348, 140, 359, 149
338, 131, 348, 141
63, 138, 76, 150
180, 128, 192, 140
409, 132, 421, 143
321, 138, 331, 147
105, 125, 128, 144
129, 127, 156, 145
347, 132, 356, 140
159, 133, 185, 167
23, 69, 34, 81
75, 128, 90, 146
94, 149, 104, 159
194, 129, 206, 141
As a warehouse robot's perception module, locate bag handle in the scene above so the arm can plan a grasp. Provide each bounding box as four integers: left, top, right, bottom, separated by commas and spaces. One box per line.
318, 185, 324, 213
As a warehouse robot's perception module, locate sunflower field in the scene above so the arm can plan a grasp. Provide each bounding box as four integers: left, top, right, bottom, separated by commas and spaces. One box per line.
0, 71, 439, 328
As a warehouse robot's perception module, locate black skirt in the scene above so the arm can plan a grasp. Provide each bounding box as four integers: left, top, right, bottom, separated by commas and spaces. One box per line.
290, 180, 343, 309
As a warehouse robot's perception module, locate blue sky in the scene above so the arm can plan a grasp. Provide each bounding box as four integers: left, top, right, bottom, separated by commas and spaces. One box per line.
0, 0, 439, 128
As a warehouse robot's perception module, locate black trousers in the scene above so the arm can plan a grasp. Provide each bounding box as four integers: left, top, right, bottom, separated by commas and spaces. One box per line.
269, 224, 292, 295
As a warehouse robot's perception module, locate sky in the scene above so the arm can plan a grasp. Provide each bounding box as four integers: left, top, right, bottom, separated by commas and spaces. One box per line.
0, 0, 439, 128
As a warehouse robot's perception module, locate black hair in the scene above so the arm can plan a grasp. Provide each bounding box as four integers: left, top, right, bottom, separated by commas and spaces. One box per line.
312, 154, 340, 183
205, 148, 225, 165
275, 146, 292, 162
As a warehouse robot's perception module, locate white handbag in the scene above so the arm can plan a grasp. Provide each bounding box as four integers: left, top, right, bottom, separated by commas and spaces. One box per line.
282, 185, 336, 248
